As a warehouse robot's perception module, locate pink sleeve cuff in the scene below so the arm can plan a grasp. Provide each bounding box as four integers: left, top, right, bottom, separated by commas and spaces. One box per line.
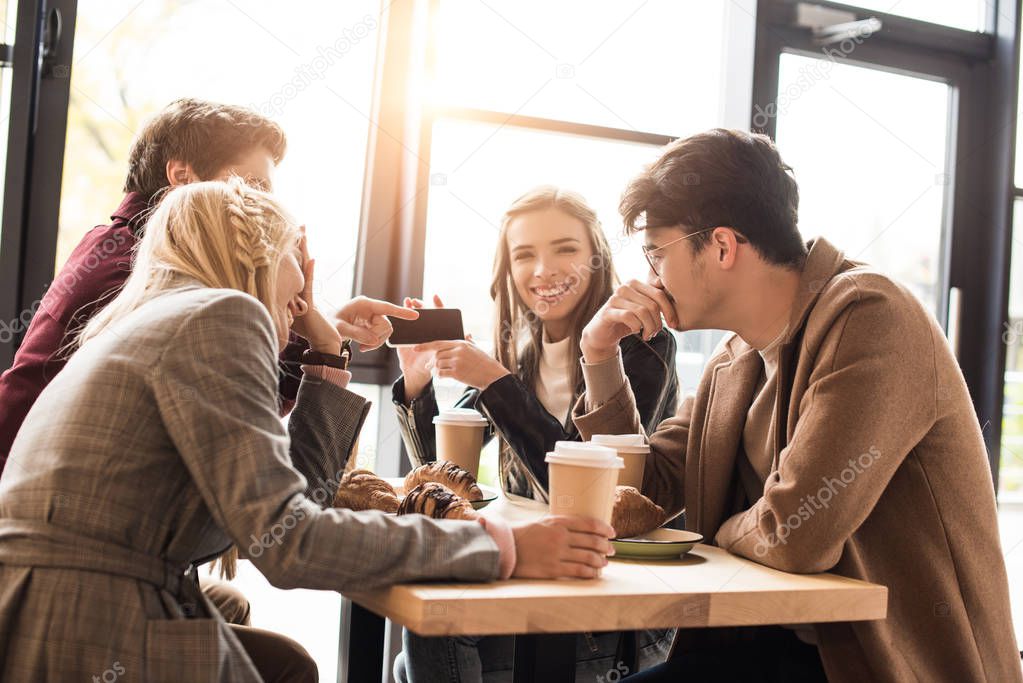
477, 516, 516, 580
300, 364, 352, 389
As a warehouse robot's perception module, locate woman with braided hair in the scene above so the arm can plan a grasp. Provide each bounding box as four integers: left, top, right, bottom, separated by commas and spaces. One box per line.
0, 178, 616, 681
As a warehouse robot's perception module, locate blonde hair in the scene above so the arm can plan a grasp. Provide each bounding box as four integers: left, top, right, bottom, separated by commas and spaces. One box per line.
78, 177, 300, 349
77, 177, 300, 580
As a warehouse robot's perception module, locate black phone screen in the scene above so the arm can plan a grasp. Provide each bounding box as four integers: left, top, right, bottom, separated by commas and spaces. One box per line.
386, 309, 465, 346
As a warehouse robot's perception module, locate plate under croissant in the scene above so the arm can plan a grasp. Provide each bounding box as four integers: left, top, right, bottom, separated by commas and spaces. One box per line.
467, 486, 498, 509
611, 529, 704, 560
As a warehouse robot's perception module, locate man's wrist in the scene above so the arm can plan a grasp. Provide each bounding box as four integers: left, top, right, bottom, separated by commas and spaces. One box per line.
581, 343, 619, 365
580, 347, 627, 409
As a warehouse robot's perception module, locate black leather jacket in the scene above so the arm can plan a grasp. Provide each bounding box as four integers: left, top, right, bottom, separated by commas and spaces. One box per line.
392, 330, 679, 502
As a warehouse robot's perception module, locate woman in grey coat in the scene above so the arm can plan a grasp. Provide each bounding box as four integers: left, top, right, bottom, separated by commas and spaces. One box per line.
0, 179, 615, 682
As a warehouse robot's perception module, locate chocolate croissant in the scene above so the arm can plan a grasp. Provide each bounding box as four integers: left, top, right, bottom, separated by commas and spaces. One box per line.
397, 482, 478, 520
404, 462, 483, 501
611, 486, 667, 539
333, 469, 400, 513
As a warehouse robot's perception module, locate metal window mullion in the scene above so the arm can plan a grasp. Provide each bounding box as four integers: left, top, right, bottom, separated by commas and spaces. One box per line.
1, 0, 45, 370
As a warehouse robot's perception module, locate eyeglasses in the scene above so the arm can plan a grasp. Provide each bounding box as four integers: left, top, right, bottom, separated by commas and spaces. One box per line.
642, 228, 714, 276
642, 227, 747, 275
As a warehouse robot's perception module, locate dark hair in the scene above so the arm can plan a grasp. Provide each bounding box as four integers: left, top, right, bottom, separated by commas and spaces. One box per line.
620, 128, 806, 268
490, 186, 617, 393
123, 98, 287, 197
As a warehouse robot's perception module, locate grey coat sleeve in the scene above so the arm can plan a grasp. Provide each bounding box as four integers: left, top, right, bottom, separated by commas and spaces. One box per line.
150, 291, 501, 592
287, 375, 371, 506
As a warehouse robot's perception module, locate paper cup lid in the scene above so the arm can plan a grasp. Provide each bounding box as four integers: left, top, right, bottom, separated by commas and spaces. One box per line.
545, 441, 624, 469
590, 433, 650, 454
433, 408, 488, 426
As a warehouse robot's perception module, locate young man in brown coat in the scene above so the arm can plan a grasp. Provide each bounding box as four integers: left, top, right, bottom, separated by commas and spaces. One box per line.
576, 129, 1021, 682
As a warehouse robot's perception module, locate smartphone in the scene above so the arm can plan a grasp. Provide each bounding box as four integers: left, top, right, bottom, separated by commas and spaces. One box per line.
386, 308, 465, 347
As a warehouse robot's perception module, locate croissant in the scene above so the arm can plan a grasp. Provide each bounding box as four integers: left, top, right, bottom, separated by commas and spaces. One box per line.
404, 462, 483, 501
397, 482, 478, 520
333, 469, 400, 513
611, 486, 667, 539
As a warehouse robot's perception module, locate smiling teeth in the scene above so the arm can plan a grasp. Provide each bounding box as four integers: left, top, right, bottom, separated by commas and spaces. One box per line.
532, 283, 570, 297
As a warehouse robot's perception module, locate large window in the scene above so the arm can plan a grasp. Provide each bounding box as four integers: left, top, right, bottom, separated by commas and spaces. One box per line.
1003, 201, 1023, 501
57, 0, 377, 301
1000, 32, 1023, 501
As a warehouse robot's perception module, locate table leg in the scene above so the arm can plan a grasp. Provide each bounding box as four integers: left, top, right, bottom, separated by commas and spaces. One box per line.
338, 599, 385, 683
513, 633, 576, 683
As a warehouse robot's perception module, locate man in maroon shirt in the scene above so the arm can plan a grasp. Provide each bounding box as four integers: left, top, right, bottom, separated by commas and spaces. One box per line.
0, 98, 304, 469
0, 98, 320, 680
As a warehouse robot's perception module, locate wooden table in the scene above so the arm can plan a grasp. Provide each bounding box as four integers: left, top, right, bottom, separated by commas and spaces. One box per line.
342, 494, 887, 681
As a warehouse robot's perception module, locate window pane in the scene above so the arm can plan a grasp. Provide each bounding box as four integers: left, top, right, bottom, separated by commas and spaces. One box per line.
433, 0, 729, 136
774, 53, 952, 317
839, 1, 986, 31
347, 382, 382, 471
1001, 200, 1023, 501
58, 0, 379, 306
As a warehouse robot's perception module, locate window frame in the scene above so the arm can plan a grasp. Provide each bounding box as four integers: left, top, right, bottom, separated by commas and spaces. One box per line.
1, 0, 77, 370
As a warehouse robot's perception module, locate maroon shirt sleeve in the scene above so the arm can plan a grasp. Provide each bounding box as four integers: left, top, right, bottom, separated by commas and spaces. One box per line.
0, 221, 308, 469
0, 223, 134, 465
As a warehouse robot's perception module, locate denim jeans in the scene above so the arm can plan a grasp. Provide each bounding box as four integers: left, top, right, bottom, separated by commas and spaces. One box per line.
394, 628, 673, 683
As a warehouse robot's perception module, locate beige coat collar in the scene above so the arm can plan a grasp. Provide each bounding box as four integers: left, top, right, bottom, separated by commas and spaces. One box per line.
694, 237, 849, 533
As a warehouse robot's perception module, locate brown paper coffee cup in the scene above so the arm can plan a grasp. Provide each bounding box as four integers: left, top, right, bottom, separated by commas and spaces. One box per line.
433, 408, 488, 477
590, 434, 650, 490
545, 442, 624, 525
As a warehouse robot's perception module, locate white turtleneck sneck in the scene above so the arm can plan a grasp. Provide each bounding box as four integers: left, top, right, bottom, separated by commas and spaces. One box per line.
534, 334, 574, 425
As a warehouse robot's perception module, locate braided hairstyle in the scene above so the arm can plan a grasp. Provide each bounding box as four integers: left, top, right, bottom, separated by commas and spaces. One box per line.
77, 176, 301, 353
222, 177, 278, 296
